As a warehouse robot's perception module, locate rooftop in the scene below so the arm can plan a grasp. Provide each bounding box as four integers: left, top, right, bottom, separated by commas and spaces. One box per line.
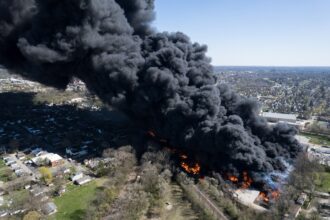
46, 153, 63, 162
261, 112, 297, 120
32, 153, 63, 164
42, 202, 57, 215
75, 176, 92, 185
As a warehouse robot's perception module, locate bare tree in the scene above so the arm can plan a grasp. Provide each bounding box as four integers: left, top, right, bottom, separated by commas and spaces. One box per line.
288, 153, 323, 196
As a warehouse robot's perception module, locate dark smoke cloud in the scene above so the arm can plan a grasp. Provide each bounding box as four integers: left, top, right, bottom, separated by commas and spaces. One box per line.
115, 0, 155, 36
0, 0, 301, 175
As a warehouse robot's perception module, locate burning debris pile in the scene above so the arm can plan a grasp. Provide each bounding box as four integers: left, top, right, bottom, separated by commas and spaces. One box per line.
180, 159, 201, 176
257, 190, 280, 205
0, 0, 301, 181
227, 172, 252, 189
148, 130, 202, 175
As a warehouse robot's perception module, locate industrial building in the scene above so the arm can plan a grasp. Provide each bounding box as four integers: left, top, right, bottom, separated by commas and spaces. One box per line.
261, 112, 297, 123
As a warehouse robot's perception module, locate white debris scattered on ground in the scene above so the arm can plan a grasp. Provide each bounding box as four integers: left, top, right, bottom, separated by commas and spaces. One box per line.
234, 189, 267, 212
165, 202, 173, 210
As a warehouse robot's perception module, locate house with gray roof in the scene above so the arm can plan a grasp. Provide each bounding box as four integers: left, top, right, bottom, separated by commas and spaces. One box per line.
41, 202, 57, 215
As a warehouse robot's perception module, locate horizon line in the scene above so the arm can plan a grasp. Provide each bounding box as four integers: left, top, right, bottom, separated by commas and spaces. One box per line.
213, 65, 330, 68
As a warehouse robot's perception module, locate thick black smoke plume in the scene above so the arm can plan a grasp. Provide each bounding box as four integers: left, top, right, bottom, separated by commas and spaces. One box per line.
0, 0, 301, 176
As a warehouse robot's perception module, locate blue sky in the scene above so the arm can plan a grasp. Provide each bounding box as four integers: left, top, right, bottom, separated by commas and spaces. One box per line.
154, 0, 330, 66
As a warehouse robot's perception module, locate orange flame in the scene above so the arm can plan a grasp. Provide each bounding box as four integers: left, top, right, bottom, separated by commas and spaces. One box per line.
228, 175, 239, 183
146, 129, 201, 175
258, 192, 269, 203
270, 190, 280, 200
180, 161, 201, 175
257, 190, 280, 203
227, 172, 253, 189
241, 171, 253, 189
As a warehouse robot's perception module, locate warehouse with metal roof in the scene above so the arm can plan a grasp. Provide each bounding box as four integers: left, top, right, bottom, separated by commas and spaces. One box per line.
261, 112, 297, 123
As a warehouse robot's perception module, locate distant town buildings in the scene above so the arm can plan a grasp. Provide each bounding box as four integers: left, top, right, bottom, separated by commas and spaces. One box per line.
307, 146, 330, 167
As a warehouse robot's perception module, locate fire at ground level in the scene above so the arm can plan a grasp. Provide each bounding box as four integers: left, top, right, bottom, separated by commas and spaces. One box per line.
147, 129, 330, 219
146, 130, 287, 208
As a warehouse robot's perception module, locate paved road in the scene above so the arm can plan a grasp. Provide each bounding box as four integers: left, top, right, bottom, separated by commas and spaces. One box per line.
192, 185, 229, 220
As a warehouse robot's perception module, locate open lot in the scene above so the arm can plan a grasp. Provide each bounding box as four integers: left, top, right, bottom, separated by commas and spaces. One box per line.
1, 188, 29, 211
49, 179, 104, 220
0, 167, 13, 182
300, 132, 330, 146
315, 172, 330, 193
0, 160, 14, 182
8, 189, 29, 205
0, 159, 6, 169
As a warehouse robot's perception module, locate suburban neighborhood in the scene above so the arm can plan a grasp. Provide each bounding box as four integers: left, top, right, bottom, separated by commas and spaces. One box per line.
0, 146, 95, 217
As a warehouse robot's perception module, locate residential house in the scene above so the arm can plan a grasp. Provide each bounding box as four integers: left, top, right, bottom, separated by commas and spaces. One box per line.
5, 159, 16, 166
32, 153, 63, 167
70, 172, 83, 182
16, 153, 26, 160
41, 202, 57, 215
75, 176, 92, 185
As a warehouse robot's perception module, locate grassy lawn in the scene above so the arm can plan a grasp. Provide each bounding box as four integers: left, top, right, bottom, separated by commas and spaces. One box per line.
49, 179, 104, 220
0, 166, 14, 182
1, 189, 29, 209
0, 159, 17, 182
0, 159, 6, 169
11, 189, 29, 203
315, 172, 330, 193
300, 132, 330, 146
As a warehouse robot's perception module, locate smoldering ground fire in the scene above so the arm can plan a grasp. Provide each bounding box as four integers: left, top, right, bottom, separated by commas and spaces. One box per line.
0, 0, 301, 181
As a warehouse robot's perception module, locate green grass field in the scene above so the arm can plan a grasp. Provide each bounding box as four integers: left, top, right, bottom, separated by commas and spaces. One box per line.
1, 189, 29, 209
0, 160, 13, 182
11, 189, 29, 204
49, 180, 100, 220
315, 172, 330, 193
300, 132, 330, 146
0, 159, 6, 168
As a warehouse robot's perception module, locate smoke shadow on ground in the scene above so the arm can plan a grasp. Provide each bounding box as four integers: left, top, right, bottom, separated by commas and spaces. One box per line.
0, 92, 148, 159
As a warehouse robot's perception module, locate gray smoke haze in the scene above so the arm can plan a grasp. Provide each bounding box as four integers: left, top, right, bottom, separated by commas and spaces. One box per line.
0, 0, 301, 175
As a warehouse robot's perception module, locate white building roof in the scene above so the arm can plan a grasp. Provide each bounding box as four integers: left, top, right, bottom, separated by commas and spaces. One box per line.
71, 172, 84, 181
261, 112, 297, 121
32, 153, 63, 164
42, 202, 57, 215
46, 153, 63, 162
312, 147, 330, 154
75, 176, 92, 185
